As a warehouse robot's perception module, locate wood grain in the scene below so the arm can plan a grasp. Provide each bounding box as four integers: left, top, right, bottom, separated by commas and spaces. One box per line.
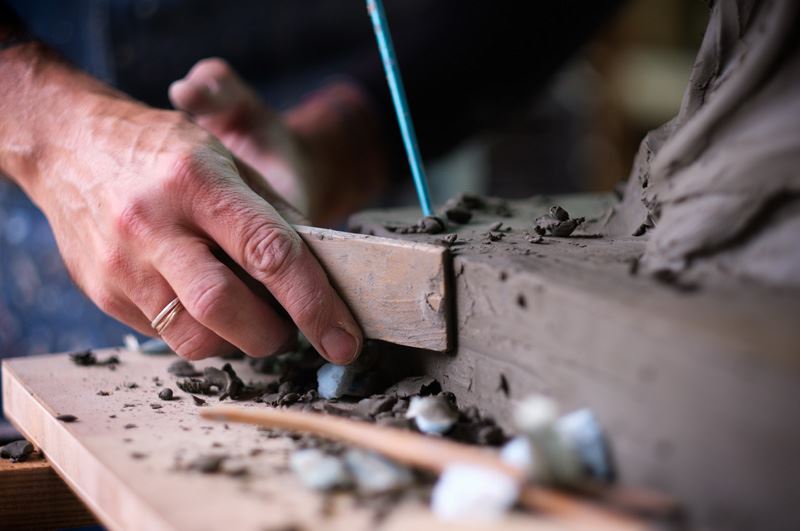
0, 454, 96, 530
296, 225, 451, 352
2, 350, 577, 531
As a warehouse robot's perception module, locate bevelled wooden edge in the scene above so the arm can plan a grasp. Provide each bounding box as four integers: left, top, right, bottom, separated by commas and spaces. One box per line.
296, 226, 451, 352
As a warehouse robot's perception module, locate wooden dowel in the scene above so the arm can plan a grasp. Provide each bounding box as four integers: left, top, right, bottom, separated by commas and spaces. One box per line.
201, 406, 649, 530
582, 483, 681, 520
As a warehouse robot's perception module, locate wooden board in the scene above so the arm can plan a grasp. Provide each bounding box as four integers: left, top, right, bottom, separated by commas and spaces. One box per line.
2, 350, 572, 531
349, 195, 799, 531
296, 226, 450, 352
0, 454, 96, 530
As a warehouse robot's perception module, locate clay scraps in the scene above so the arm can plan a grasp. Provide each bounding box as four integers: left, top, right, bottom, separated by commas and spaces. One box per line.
0, 439, 34, 462
69, 350, 120, 368
534, 205, 585, 237
384, 215, 446, 235
175, 363, 254, 401
443, 193, 513, 218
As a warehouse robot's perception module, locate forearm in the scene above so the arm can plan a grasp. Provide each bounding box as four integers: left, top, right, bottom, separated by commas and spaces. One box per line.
0, 35, 129, 198
0, 8, 365, 364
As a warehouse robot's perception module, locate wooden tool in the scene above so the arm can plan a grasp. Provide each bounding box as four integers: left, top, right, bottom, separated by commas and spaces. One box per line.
201, 405, 650, 530
294, 225, 450, 352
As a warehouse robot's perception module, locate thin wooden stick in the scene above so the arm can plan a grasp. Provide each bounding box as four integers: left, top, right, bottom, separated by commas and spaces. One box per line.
365, 0, 434, 216
201, 405, 649, 530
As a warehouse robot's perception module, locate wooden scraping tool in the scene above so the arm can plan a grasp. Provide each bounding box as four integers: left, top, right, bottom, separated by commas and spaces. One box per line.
295, 225, 450, 352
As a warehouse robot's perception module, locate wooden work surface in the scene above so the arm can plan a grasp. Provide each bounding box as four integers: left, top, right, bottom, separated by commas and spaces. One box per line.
3, 350, 577, 531
0, 453, 96, 529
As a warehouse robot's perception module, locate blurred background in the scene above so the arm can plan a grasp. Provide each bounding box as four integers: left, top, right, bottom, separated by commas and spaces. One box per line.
425, 0, 708, 201
0, 0, 709, 361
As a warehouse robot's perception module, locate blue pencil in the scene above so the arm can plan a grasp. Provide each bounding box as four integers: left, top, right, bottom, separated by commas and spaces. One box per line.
366, 0, 434, 217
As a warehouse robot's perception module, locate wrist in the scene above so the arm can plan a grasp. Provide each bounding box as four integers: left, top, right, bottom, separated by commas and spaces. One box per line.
0, 42, 126, 198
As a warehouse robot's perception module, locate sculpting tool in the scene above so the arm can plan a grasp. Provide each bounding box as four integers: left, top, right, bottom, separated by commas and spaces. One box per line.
366, 0, 434, 217
202, 405, 656, 529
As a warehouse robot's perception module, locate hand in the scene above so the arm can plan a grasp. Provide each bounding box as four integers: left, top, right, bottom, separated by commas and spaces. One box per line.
25, 97, 363, 363
168, 58, 386, 225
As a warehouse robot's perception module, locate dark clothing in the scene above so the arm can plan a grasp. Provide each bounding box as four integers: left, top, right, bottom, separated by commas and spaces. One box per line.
6, 0, 621, 159
0, 0, 620, 358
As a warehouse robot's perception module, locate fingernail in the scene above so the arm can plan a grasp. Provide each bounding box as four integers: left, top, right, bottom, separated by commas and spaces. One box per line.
321, 326, 360, 364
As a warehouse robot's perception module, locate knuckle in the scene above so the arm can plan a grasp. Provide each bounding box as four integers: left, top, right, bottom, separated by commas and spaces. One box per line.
171, 327, 220, 361
184, 273, 235, 325
93, 288, 124, 318
168, 147, 205, 193
114, 198, 154, 241
285, 284, 327, 329
166, 139, 231, 197
244, 224, 302, 281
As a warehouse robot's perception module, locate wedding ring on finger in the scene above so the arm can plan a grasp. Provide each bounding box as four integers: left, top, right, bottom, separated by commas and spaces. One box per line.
151, 297, 184, 335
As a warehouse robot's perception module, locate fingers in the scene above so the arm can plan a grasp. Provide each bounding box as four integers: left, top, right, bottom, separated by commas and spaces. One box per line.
192, 186, 363, 365
169, 58, 314, 222
86, 284, 154, 337
168, 57, 230, 115
168, 57, 270, 129
126, 271, 236, 360
151, 237, 297, 359
169, 79, 219, 115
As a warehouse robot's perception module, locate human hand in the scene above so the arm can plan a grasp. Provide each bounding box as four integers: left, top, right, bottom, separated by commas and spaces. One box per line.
28, 97, 362, 363
169, 58, 386, 226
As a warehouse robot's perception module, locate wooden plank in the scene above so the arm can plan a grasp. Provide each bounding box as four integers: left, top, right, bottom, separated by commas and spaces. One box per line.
296, 225, 451, 352
0, 454, 96, 530
1, 350, 568, 531
349, 195, 799, 531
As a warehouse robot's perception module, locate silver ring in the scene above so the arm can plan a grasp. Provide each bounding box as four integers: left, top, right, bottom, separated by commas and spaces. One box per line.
151, 297, 183, 335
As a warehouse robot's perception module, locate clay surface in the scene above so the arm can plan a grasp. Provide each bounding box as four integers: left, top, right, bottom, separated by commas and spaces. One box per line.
349, 193, 797, 531
350, 194, 614, 263
586, 0, 799, 287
